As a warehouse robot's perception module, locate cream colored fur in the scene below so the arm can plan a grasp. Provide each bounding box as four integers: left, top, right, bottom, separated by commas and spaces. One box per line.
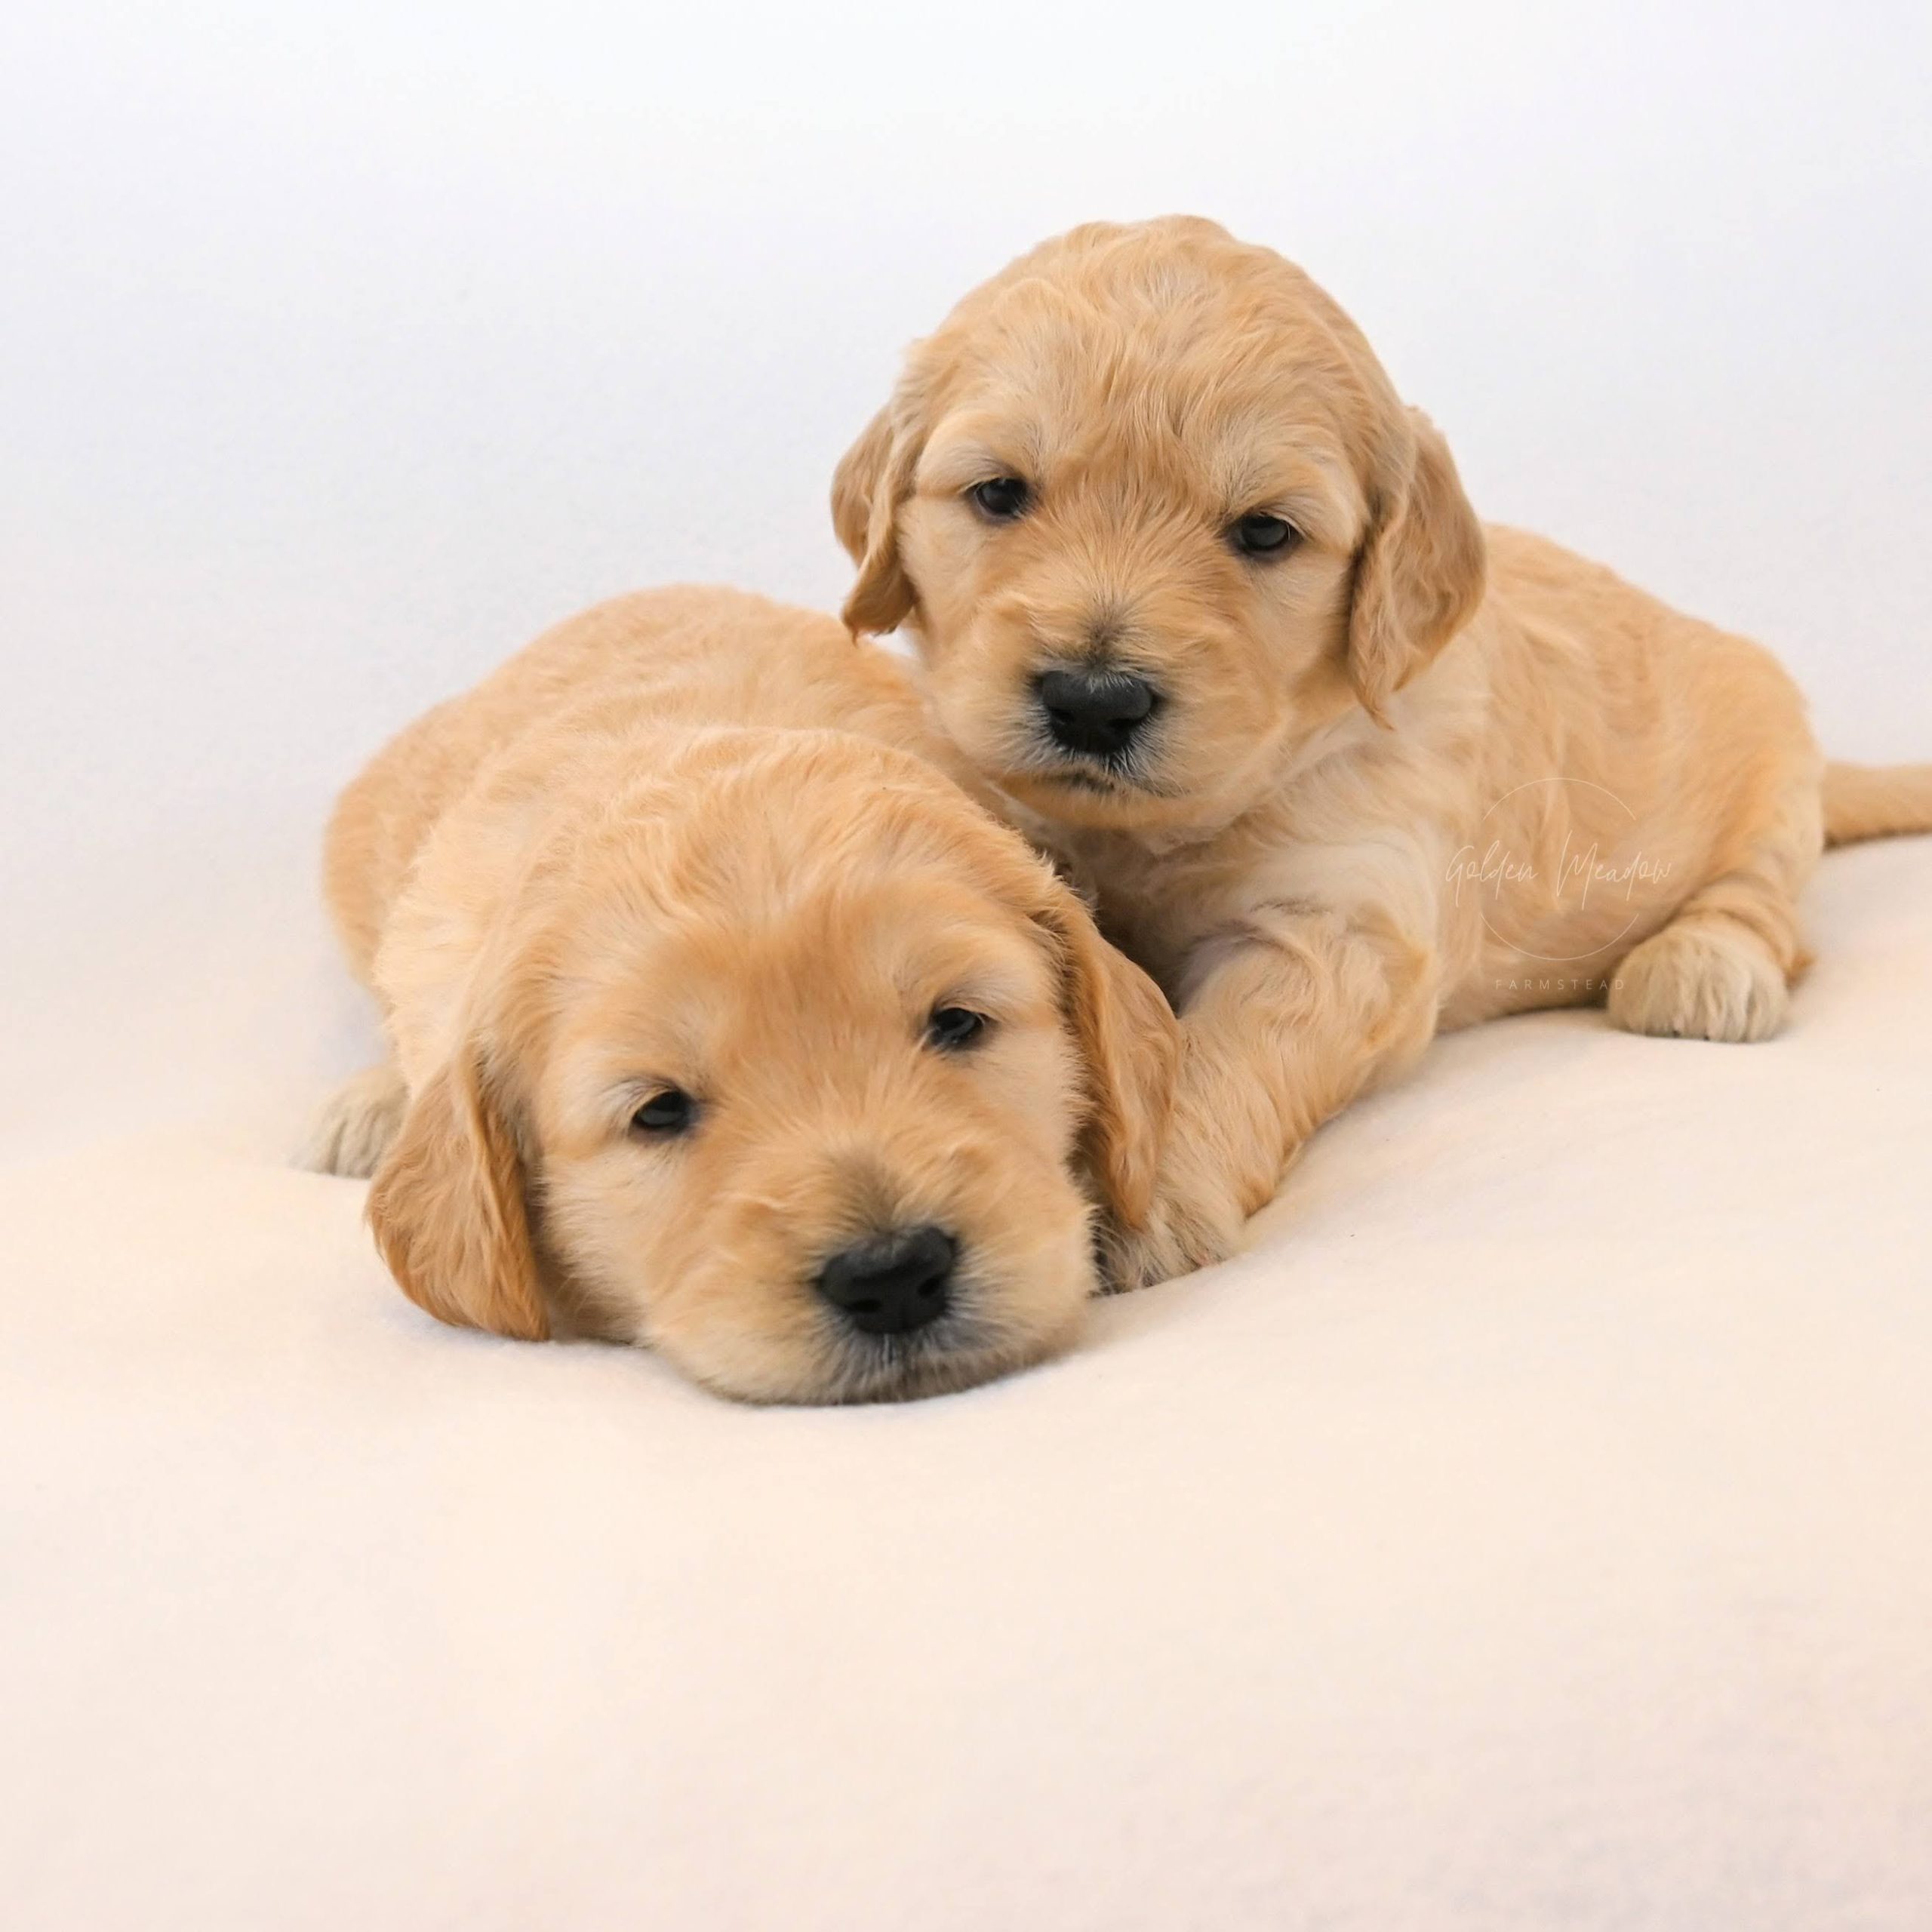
308, 586, 1177, 1399
832, 217, 1932, 1284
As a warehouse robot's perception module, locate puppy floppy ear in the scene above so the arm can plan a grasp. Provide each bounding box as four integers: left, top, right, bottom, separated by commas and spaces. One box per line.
1029, 872, 1180, 1231
1347, 406, 1487, 720
366, 1046, 549, 1341
831, 377, 929, 638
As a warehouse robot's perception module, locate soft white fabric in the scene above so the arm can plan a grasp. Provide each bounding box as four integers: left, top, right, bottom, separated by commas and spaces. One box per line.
6, 838, 1928, 1932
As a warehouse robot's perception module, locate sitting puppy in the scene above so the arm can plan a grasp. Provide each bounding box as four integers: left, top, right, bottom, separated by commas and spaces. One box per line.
305, 586, 1176, 1401
831, 216, 1932, 1285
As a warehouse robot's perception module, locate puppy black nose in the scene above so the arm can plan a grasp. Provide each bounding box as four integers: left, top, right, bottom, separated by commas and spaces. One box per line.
815, 1226, 958, 1336
1037, 668, 1159, 758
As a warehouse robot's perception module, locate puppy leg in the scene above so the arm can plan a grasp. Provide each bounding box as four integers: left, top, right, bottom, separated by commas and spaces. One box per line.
1607, 761, 1821, 1044
1110, 909, 1441, 1288
298, 1063, 409, 1177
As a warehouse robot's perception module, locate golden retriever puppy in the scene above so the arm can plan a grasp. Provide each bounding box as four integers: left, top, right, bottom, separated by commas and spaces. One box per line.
832, 216, 1932, 1285
304, 586, 1176, 1401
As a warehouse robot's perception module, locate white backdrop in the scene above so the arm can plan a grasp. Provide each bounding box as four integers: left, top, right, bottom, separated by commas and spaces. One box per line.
4, 0, 1929, 1162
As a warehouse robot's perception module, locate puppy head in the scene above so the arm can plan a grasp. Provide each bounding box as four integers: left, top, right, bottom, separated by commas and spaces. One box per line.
832, 217, 1487, 832
368, 731, 1176, 1404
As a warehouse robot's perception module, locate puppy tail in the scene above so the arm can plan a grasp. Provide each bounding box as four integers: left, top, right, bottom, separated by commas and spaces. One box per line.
1823, 761, 1932, 847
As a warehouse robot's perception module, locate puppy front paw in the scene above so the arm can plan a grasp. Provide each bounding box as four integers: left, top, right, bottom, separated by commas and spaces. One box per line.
298, 1063, 408, 1177
1098, 1174, 1244, 1292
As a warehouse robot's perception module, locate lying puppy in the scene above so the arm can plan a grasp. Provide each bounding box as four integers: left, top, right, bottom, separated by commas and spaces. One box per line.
305, 586, 1176, 1401
832, 216, 1932, 1285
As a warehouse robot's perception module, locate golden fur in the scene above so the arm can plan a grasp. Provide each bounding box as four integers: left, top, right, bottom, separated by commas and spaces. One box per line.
307, 586, 1177, 1401
832, 216, 1932, 1285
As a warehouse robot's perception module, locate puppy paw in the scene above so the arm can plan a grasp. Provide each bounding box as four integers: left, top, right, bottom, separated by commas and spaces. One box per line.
297, 1063, 409, 1177
1098, 1177, 1244, 1292
1607, 920, 1789, 1044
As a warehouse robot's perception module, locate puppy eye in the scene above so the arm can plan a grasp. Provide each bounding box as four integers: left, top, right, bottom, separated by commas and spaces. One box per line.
926, 1006, 989, 1051
631, 1087, 699, 1137
969, 477, 1031, 521
1229, 512, 1298, 558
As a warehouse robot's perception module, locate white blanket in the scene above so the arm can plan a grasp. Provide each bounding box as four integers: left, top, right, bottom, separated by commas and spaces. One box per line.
6, 836, 1928, 1931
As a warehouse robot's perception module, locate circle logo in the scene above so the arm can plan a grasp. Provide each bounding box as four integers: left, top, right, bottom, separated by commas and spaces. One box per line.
1447, 777, 1673, 966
